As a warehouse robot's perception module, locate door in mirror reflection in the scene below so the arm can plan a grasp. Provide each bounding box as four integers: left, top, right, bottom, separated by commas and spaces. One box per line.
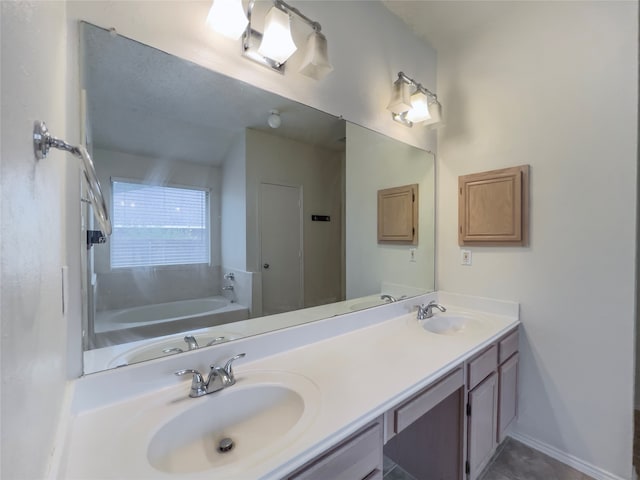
260, 183, 304, 316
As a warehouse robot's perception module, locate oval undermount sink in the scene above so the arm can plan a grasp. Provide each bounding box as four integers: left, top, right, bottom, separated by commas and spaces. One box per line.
349, 299, 386, 311
145, 372, 319, 475
108, 333, 240, 367
421, 313, 471, 335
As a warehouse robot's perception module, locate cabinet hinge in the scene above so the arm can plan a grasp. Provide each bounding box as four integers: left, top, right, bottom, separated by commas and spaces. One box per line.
460, 187, 463, 195
412, 193, 415, 202
412, 227, 415, 236
466, 403, 471, 416
465, 460, 470, 475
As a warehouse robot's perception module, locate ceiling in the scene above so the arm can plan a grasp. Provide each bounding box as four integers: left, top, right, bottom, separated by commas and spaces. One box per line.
82, 23, 345, 167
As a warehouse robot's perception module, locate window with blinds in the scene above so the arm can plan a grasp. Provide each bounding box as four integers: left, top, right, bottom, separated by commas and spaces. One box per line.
111, 180, 210, 268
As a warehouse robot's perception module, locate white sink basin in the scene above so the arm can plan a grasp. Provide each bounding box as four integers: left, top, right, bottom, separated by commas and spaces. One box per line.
108, 332, 240, 367
349, 299, 386, 311
421, 313, 472, 335
142, 371, 319, 475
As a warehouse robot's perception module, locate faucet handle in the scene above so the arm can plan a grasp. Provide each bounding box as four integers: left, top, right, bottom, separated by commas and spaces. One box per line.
212, 353, 246, 385
175, 369, 207, 397
205, 336, 226, 347
163, 347, 185, 354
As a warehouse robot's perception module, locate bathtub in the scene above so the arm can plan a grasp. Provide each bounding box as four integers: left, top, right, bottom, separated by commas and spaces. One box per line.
93, 296, 249, 348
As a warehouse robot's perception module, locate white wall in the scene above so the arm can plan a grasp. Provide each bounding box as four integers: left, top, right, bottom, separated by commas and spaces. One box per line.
221, 132, 248, 271
0, 2, 70, 478
431, 2, 637, 478
345, 123, 436, 299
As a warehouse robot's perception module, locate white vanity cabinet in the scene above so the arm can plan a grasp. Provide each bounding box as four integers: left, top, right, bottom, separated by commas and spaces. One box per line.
466, 328, 519, 480
287, 418, 384, 480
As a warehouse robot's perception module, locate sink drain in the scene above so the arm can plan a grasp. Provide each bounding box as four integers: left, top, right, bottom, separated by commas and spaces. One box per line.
218, 437, 234, 453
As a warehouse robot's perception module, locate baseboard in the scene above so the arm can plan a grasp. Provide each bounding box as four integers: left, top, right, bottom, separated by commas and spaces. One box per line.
508, 431, 629, 480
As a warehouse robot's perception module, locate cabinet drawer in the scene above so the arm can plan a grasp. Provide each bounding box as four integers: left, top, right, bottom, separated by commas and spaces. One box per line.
289, 421, 382, 480
499, 330, 519, 364
391, 368, 463, 437
467, 345, 497, 390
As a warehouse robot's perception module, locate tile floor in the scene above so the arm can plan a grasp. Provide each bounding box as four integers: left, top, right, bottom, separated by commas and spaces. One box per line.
382, 437, 594, 480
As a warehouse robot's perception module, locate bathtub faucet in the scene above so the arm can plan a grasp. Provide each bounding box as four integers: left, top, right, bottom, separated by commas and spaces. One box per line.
174, 353, 246, 397
222, 285, 234, 291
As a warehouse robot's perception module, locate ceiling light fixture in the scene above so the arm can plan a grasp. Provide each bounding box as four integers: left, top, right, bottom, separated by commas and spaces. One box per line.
207, 0, 332, 79
267, 109, 282, 128
388, 72, 443, 128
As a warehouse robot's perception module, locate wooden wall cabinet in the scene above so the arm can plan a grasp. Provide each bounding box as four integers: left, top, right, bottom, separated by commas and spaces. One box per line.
378, 184, 418, 245
458, 165, 529, 246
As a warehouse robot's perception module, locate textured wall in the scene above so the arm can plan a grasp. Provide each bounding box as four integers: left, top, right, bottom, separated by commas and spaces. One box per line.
1, 1, 69, 478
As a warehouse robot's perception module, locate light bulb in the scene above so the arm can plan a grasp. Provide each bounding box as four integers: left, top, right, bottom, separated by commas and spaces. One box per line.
258, 6, 297, 64
406, 91, 431, 123
205, 0, 249, 41
387, 79, 412, 114
423, 101, 443, 128
299, 32, 333, 80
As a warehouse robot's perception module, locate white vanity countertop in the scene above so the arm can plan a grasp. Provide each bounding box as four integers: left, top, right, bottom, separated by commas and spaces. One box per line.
57, 292, 519, 480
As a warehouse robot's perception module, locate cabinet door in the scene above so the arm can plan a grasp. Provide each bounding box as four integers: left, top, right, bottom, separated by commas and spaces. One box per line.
458, 165, 529, 246
498, 353, 519, 442
289, 420, 382, 480
467, 373, 498, 480
377, 184, 418, 244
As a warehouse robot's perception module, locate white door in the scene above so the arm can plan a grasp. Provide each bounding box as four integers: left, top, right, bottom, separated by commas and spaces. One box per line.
260, 183, 303, 315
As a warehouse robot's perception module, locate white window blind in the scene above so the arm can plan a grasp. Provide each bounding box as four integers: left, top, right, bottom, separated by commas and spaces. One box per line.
111, 180, 210, 268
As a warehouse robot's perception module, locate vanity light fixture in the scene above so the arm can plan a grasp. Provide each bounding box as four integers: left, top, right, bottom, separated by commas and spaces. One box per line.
205, 0, 249, 40
387, 72, 443, 128
207, 0, 332, 79
298, 31, 333, 80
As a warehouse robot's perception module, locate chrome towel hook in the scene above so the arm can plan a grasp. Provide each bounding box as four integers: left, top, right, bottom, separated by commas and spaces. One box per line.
33, 121, 112, 236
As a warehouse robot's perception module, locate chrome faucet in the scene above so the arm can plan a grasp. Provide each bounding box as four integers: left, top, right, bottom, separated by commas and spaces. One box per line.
175, 353, 246, 398
416, 300, 446, 320
184, 335, 199, 350
381, 294, 397, 303
223, 272, 235, 281
222, 285, 234, 291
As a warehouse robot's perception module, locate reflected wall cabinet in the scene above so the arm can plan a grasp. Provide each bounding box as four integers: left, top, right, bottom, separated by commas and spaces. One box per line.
378, 184, 418, 245
458, 165, 529, 246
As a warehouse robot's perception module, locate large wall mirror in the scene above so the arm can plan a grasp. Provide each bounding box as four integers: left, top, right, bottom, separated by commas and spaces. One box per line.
81, 22, 435, 374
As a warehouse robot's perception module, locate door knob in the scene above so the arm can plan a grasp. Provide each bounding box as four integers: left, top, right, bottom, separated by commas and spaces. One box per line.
263, 263, 270, 269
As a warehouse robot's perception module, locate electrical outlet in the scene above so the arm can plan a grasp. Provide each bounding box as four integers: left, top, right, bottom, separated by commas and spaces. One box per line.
409, 248, 417, 263
461, 249, 472, 266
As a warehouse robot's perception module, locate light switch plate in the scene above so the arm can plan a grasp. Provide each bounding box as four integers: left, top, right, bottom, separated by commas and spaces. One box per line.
461, 249, 472, 266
